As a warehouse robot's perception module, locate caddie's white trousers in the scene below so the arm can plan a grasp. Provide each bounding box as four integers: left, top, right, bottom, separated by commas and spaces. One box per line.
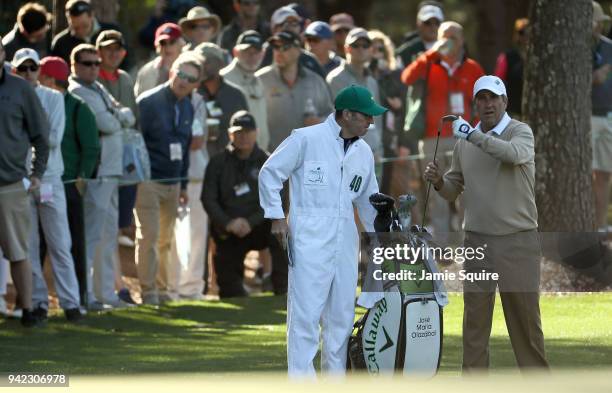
287, 215, 359, 378
84, 177, 119, 304
30, 176, 80, 310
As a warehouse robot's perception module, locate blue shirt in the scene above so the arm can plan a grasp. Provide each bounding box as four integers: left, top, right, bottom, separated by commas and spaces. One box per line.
137, 83, 193, 189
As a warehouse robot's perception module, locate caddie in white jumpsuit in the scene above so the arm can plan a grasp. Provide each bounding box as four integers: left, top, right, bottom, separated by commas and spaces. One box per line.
259, 85, 387, 377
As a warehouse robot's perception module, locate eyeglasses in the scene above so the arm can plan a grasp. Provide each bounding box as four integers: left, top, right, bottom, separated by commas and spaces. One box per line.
190, 23, 212, 31
271, 43, 295, 52
176, 70, 199, 83
281, 20, 301, 29
160, 39, 178, 46
350, 42, 371, 49
16, 64, 39, 73
78, 59, 101, 67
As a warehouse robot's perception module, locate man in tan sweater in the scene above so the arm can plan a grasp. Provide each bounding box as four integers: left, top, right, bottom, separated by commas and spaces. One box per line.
424, 75, 549, 371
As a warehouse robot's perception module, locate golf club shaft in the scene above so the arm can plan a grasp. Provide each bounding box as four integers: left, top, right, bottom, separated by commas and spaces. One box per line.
421, 116, 457, 228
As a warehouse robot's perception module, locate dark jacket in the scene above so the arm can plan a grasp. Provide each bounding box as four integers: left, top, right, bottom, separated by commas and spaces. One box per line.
198, 78, 248, 157
2, 25, 51, 61
218, 17, 271, 51
259, 45, 326, 79
51, 20, 125, 66
137, 83, 192, 189
202, 144, 268, 234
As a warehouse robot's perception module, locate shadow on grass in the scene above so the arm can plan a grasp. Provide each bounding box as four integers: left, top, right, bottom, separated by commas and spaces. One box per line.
1, 295, 611, 375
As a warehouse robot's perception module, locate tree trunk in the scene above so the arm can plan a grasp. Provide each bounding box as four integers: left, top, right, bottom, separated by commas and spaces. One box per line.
523, 0, 594, 232
52, 0, 67, 36
523, 0, 612, 285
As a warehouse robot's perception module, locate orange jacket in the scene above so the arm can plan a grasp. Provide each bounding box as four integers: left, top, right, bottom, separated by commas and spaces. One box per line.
401, 50, 484, 139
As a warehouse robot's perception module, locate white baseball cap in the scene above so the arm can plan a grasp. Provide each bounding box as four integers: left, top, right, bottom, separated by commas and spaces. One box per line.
417, 5, 444, 22
12, 48, 40, 67
270, 6, 301, 27
473, 75, 507, 98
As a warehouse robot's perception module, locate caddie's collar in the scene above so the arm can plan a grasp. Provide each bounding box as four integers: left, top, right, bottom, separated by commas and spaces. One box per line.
475, 112, 511, 135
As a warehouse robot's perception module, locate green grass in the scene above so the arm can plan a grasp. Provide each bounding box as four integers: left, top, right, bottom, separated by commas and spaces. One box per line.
0, 293, 611, 375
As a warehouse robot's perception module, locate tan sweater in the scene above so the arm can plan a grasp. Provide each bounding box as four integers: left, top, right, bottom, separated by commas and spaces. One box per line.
437, 119, 538, 235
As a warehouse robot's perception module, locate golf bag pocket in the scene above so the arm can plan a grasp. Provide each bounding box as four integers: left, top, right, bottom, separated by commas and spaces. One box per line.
348, 289, 403, 374
402, 298, 443, 377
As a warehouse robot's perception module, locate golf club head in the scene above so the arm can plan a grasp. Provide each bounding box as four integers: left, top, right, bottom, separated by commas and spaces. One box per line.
369, 193, 396, 233
398, 194, 418, 231
442, 115, 458, 122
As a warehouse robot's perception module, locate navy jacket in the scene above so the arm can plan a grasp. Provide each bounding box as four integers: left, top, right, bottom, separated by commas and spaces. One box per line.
137, 83, 192, 189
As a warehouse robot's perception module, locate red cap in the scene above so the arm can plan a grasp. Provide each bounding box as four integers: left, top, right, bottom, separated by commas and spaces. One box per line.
155, 22, 182, 45
40, 56, 70, 82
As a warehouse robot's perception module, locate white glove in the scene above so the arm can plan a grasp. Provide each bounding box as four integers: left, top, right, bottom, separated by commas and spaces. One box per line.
452, 116, 475, 140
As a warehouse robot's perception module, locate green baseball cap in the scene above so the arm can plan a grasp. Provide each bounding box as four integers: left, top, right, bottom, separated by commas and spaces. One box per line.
334, 85, 388, 116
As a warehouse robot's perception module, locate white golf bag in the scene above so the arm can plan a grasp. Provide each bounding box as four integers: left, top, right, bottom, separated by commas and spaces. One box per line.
348, 194, 448, 377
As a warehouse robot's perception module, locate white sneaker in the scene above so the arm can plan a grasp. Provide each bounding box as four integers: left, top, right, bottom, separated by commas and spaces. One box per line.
118, 235, 135, 248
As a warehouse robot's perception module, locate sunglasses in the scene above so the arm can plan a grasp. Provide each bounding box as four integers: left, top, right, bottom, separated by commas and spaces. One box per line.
190, 23, 212, 31
271, 43, 295, 52
176, 70, 199, 83
423, 19, 441, 27
159, 39, 178, 46
305, 36, 322, 44
78, 59, 101, 67
350, 42, 371, 49
16, 64, 39, 73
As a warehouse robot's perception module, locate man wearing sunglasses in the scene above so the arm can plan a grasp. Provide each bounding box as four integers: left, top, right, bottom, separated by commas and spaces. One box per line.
0, 38, 49, 327
69, 43, 136, 310
304, 21, 342, 77
259, 85, 386, 376
329, 13, 355, 59
179, 6, 222, 51
328, 28, 384, 162
257, 31, 333, 152
12, 48, 83, 322
136, 52, 203, 305
259, 6, 326, 79
395, 2, 444, 69
218, 0, 270, 52
135, 23, 185, 98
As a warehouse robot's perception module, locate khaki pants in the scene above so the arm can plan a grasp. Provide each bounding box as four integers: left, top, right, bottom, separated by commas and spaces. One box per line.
135, 182, 180, 299
462, 230, 549, 371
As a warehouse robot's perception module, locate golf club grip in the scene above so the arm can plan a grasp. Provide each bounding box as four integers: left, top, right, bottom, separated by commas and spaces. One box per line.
442, 114, 458, 122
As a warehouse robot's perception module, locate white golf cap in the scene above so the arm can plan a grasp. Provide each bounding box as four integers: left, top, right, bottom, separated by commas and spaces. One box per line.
417, 5, 444, 22
270, 6, 300, 27
473, 75, 507, 98
12, 48, 40, 67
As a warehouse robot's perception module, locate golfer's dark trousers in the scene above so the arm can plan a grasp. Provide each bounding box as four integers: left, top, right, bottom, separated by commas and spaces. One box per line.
212, 221, 288, 298
64, 183, 87, 306
462, 230, 549, 372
